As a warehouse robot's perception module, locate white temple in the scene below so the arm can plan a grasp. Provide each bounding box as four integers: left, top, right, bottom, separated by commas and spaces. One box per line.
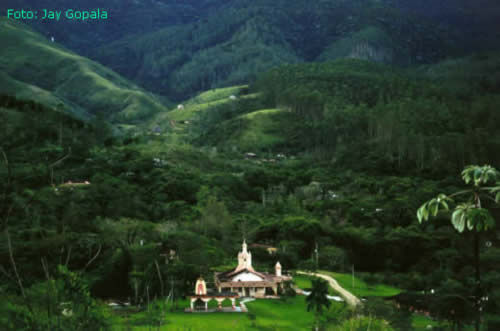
215, 240, 291, 297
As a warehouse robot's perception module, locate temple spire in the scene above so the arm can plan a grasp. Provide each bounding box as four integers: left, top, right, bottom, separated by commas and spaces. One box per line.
236, 239, 254, 272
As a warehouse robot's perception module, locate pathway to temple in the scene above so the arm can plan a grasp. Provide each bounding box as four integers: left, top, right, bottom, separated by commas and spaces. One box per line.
297, 271, 361, 307
239, 297, 255, 312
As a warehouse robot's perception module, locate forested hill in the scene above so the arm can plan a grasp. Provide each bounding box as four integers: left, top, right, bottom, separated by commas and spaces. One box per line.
0, 0, 222, 52
2, 0, 499, 101
2, 54, 500, 329
2, 2, 500, 329
190, 54, 500, 176
92, 0, 500, 100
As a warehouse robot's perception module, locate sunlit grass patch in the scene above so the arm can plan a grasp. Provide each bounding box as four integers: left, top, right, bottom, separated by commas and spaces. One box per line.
319, 270, 401, 298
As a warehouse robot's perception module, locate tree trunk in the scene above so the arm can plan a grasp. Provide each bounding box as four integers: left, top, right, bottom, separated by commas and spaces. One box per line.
474, 231, 481, 331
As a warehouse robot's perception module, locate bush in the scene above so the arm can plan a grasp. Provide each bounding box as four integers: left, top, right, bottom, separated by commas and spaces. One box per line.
327, 316, 395, 331
298, 259, 316, 272
486, 315, 500, 331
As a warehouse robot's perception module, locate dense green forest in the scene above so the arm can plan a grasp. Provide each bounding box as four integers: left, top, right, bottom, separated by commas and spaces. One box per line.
91, 0, 500, 100
2, 52, 500, 329
3, 0, 498, 101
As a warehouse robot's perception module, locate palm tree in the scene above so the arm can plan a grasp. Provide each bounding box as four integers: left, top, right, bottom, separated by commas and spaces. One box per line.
417, 165, 499, 331
306, 278, 331, 330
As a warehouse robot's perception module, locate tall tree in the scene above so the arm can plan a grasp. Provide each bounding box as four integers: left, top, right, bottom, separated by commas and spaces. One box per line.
417, 165, 499, 331
306, 278, 331, 331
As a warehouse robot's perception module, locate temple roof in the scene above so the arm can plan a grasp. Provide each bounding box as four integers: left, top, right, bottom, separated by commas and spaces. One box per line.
225, 268, 267, 279
217, 281, 277, 288
216, 268, 291, 283
190, 291, 238, 298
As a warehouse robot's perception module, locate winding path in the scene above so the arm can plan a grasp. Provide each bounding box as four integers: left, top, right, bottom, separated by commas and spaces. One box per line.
239, 297, 255, 312
297, 271, 361, 307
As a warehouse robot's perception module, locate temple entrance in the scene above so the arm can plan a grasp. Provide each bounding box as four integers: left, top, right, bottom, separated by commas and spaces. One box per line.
244, 287, 250, 297
193, 298, 205, 310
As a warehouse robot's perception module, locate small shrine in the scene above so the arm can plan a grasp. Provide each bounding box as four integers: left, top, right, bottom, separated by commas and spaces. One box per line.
188, 277, 239, 312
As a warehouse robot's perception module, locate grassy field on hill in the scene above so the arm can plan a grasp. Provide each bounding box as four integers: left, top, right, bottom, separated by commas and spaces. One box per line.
148, 86, 250, 128
147, 85, 268, 146
0, 17, 169, 122
226, 108, 289, 151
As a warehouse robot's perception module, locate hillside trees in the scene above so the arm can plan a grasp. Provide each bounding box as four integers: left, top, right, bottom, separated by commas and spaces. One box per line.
0, 99, 112, 326
3, 265, 110, 331
253, 57, 500, 173
196, 188, 234, 250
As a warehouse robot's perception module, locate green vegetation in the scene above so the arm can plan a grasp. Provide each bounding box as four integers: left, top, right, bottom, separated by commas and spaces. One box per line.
2, 18, 500, 329
328, 315, 395, 331
411, 314, 443, 330
292, 274, 336, 296
188, 86, 248, 105
112, 296, 317, 330
319, 271, 401, 298
293, 274, 313, 291
318, 26, 394, 63
0, 72, 66, 111
417, 165, 500, 330
0, 18, 169, 122
294, 272, 400, 298
225, 109, 288, 151
306, 278, 331, 329
254, 56, 500, 172
245, 297, 317, 330
89, 0, 495, 100
148, 85, 260, 137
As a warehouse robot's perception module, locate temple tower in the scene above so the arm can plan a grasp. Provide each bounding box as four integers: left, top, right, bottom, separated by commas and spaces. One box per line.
236, 240, 254, 272
275, 261, 282, 277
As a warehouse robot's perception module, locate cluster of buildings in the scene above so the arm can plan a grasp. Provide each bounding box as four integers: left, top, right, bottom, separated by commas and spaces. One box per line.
188, 241, 292, 312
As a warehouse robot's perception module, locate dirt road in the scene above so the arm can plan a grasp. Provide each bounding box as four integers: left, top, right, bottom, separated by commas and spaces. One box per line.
297, 271, 361, 307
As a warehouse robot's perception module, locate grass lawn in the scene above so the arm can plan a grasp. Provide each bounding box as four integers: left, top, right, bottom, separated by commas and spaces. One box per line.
229, 108, 288, 151
112, 296, 317, 331
168, 97, 233, 122
316, 271, 401, 298
293, 274, 337, 296
187, 85, 247, 104
293, 274, 313, 290
163, 85, 252, 123
245, 296, 317, 330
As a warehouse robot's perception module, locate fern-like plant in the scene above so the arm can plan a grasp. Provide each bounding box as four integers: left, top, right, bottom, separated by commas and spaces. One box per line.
417, 165, 499, 331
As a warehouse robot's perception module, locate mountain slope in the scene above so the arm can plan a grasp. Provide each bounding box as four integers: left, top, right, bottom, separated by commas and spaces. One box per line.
147, 85, 263, 139
90, 0, 474, 100
0, 0, 222, 53
93, 10, 301, 101
189, 55, 500, 174
317, 26, 395, 64
2, 1, 499, 103
0, 18, 169, 122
